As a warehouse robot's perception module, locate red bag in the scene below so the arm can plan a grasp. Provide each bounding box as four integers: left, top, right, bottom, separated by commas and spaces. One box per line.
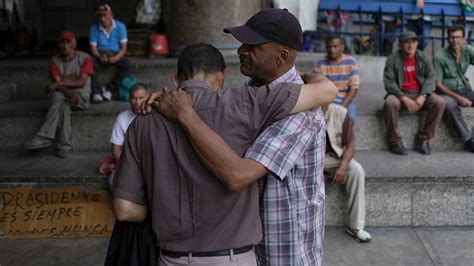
149, 33, 169, 57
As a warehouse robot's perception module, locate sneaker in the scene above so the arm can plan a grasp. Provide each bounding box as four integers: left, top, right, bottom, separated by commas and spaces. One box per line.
24, 136, 52, 150
389, 142, 408, 155
103, 90, 112, 101
57, 149, 70, 158
92, 94, 103, 103
346, 227, 371, 243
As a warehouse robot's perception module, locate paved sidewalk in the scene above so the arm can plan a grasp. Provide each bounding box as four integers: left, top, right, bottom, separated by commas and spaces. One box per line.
323, 227, 474, 266
0, 227, 472, 265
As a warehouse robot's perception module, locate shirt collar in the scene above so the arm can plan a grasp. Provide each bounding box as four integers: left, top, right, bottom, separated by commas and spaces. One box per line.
99, 19, 116, 38
179, 79, 212, 91
270, 66, 302, 85
246, 65, 303, 86
448, 44, 466, 57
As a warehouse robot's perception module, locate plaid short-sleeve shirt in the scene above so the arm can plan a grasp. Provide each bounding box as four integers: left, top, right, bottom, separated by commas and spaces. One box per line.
245, 67, 326, 265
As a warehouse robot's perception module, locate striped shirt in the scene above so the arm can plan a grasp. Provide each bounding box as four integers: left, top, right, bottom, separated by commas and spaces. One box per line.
245, 67, 326, 266
314, 54, 360, 104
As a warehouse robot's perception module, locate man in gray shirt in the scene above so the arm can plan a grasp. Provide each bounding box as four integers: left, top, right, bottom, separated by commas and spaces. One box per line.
24, 31, 94, 158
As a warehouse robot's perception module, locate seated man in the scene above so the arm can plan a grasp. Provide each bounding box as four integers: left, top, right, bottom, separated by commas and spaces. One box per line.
110, 83, 149, 164
315, 35, 359, 122
383, 31, 445, 155
322, 103, 371, 243
104, 85, 155, 266
24, 31, 94, 158
433, 25, 474, 153
105, 83, 148, 187
89, 3, 129, 103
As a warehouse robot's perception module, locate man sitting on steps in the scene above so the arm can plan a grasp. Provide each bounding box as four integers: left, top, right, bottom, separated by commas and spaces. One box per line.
433, 24, 474, 153
315, 35, 360, 122
89, 3, 129, 103
24, 31, 94, 158
107, 82, 148, 187
323, 103, 371, 243
383, 31, 446, 155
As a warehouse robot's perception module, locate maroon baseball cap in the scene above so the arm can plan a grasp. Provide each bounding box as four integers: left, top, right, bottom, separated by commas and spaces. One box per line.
57, 31, 76, 42
224, 8, 303, 50
96, 4, 112, 15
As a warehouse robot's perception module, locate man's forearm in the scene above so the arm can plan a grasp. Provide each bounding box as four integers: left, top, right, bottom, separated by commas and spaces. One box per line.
339, 117, 355, 167
114, 43, 127, 60
176, 107, 267, 191
436, 81, 459, 99
90, 45, 101, 58
56, 75, 88, 89
112, 144, 122, 163
339, 141, 355, 168
341, 88, 357, 107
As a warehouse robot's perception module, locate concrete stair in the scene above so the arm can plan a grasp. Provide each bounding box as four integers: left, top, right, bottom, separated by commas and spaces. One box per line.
0, 150, 472, 227
0, 54, 473, 228
0, 101, 128, 151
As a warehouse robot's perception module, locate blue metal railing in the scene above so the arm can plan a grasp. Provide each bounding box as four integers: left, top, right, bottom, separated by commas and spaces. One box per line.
314, 0, 474, 55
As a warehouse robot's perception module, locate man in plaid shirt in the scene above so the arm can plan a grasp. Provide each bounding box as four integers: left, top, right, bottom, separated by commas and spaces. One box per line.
154, 9, 330, 265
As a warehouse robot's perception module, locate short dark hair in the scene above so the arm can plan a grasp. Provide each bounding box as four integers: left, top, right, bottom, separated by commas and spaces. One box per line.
325, 35, 344, 46
448, 24, 465, 37
130, 82, 148, 93
177, 43, 225, 81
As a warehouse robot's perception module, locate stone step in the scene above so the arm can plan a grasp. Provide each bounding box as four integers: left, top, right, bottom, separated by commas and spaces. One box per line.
1, 100, 472, 152
0, 150, 472, 227
355, 108, 474, 151
325, 150, 473, 227
2, 53, 474, 152
2, 53, 474, 101
0, 101, 128, 152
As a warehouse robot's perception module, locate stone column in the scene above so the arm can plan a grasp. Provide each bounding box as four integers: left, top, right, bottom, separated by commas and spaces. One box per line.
162, 0, 264, 55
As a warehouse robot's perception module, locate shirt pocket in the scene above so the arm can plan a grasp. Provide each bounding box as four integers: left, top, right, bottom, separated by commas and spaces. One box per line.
442, 64, 454, 78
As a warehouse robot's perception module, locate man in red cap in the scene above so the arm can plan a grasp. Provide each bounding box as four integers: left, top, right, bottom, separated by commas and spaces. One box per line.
89, 3, 129, 103
24, 31, 94, 158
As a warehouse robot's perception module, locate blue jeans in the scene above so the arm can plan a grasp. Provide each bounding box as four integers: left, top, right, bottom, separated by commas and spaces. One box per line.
346, 101, 357, 123
440, 89, 474, 142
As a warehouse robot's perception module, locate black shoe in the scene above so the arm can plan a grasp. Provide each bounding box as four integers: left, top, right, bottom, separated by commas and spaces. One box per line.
417, 140, 431, 155
57, 149, 70, 158
389, 142, 408, 155
464, 138, 474, 153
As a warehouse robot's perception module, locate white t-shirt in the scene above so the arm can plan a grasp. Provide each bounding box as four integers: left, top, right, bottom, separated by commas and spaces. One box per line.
110, 109, 136, 145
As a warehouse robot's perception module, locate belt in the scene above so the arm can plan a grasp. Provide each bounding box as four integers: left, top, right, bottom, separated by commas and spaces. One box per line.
161, 245, 253, 258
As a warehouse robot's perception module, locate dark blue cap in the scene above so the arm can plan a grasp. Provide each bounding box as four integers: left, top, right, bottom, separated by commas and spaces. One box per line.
224, 8, 303, 50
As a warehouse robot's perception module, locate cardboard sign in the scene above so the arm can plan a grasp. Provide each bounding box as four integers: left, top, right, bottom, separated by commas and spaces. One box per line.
0, 187, 115, 239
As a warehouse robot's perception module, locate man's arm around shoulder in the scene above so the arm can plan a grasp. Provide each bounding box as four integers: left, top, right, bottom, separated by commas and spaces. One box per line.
154, 75, 336, 191
291, 73, 337, 114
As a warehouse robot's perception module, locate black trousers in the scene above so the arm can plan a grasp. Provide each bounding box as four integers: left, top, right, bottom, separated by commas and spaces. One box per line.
104, 217, 157, 266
